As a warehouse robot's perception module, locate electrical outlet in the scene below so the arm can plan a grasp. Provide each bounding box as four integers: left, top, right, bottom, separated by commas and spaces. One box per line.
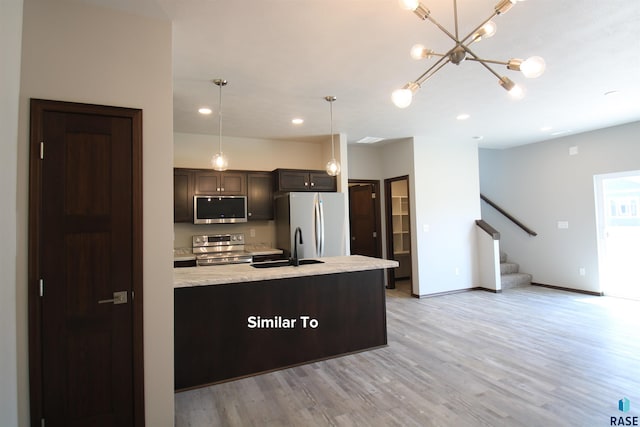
579, 268, 586, 276
250, 228, 256, 238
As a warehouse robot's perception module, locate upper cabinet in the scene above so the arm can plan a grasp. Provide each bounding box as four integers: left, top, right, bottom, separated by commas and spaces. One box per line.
273, 169, 336, 192
174, 168, 273, 223
246, 172, 274, 220
194, 170, 246, 195
174, 168, 195, 223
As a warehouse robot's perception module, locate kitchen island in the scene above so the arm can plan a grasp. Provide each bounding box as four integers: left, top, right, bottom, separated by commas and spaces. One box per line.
174, 255, 398, 391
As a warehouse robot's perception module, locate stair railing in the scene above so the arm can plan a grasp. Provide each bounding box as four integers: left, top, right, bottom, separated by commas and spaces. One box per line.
480, 194, 538, 237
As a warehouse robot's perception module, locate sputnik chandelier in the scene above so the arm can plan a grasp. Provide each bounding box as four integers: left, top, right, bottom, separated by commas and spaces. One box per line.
392, 0, 545, 108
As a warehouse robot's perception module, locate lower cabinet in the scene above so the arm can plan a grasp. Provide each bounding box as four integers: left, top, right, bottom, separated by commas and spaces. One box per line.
174, 270, 387, 391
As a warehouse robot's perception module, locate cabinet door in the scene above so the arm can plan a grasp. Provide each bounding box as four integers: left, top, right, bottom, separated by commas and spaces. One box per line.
195, 171, 220, 194
220, 172, 246, 195
276, 170, 311, 191
174, 169, 194, 222
309, 171, 337, 192
247, 172, 273, 220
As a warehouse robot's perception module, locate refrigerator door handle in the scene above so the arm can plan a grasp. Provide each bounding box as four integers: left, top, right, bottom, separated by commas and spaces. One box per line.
318, 197, 325, 256
314, 197, 322, 256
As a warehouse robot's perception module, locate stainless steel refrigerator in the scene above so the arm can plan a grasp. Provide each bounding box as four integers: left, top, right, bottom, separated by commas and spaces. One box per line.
275, 192, 347, 259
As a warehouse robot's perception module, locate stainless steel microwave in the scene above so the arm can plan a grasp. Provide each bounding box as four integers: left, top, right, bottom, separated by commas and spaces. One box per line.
194, 195, 248, 224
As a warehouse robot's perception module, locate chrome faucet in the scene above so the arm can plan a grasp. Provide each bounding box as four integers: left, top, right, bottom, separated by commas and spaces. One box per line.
291, 227, 303, 266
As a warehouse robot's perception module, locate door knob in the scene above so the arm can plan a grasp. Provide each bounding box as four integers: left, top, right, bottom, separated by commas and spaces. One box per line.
98, 290, 128, 305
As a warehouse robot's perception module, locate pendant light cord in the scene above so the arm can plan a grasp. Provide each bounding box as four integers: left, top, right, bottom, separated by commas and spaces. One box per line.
330, 99, 335, 158
218, 82, 223, 153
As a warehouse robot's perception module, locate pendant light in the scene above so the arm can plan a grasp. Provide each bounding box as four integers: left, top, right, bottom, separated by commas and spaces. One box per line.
211, 79, 229, 171
324, 96, 341, 176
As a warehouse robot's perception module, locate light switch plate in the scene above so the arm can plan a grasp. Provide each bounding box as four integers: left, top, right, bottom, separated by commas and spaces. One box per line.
557, 221, 569, 229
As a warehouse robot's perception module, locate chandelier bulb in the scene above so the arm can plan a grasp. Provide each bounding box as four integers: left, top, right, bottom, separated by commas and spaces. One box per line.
392, 82, 419, 108
521, 56, 546, 78
410, 44, 433, 60
473, 21, 497, 41
398, 0, 419, 11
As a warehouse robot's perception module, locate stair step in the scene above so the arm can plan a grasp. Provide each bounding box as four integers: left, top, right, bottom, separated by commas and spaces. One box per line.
500, 262, 520, 275
501, 273, 532, 289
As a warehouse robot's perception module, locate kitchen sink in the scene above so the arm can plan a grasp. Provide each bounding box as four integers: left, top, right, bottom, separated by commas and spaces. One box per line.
250, 259, 324, 268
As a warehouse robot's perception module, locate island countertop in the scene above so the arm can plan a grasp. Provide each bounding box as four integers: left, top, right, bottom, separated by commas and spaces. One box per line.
174, 255, 398, 288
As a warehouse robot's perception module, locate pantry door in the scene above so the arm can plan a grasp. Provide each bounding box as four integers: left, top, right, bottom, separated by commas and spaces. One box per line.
28, 99, 144, 427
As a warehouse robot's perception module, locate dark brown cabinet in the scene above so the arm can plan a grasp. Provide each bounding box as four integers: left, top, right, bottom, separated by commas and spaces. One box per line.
174, 168, 195, 223
273, 169, 336, 192
194, 170, 246, 195
247, 172, 274, 220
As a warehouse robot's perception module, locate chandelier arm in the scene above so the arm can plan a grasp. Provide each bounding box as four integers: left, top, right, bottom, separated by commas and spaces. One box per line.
453, 0, 459, 40
426, 15, 459, 43
412, 53, 451, 86
459, 12, 499, 45
461, 45, 503, 80
415, 58, 451, 87
465, 57, 509, 67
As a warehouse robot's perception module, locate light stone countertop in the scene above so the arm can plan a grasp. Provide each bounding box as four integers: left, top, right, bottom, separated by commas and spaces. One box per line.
174, 255, 398, 288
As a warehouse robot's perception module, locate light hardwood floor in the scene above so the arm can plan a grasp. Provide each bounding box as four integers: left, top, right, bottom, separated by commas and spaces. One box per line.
175, 285, 640, 426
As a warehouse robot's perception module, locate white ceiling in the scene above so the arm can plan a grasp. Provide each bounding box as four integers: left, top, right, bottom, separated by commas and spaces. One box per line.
80, 0, 640, 148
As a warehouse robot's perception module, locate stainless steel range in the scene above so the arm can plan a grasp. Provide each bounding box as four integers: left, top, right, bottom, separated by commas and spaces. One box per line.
192, 233, 252, 266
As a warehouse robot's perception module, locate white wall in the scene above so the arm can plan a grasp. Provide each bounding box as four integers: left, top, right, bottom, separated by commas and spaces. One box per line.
175, 132, 328, 170
348, 138, 482, 297
479, 121, 640, 293
411, 137, 481, 296
1, 0, 23, 425
19, 0, 174, 425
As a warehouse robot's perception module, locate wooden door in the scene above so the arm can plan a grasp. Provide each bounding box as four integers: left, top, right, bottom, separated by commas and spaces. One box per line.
349, 182, 382, 258
29, 99, 144, 427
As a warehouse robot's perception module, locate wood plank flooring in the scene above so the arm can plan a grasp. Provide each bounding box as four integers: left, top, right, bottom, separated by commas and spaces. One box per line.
175, 284, 640, 426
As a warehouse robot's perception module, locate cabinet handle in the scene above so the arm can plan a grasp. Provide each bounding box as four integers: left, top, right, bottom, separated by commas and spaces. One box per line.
304, 182, 309, 187
98, 290, 128, 305
248, 212, 252, 217
311, 182, 315, 187
216, 187, 221, 191
221, 187, 225, 192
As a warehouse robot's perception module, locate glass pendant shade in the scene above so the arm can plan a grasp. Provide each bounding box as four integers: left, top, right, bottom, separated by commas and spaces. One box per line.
326, 158, 340, 176
212, 152, 228, 171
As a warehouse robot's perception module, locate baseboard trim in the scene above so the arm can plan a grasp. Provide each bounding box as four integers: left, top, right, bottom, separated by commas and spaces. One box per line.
531, 282, 604, 296
415, 287, 500, 298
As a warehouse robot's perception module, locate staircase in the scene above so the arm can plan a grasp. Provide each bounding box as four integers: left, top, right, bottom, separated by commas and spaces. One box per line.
500, 252, 532, 289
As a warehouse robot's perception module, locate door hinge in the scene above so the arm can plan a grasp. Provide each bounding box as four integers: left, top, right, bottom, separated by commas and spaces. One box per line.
41, 418, 45, 427
39, 279, 44, 297
373, 231, 377, 238
371, 192, 376, 199
40, 141, 44, 159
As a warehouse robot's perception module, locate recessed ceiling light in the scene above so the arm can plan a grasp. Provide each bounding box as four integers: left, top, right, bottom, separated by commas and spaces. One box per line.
291, 118, 304, 125
456, 113, 470, 121
472, 135, 484, 140
356, 137, 384, 144
198, 107, 212, 115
